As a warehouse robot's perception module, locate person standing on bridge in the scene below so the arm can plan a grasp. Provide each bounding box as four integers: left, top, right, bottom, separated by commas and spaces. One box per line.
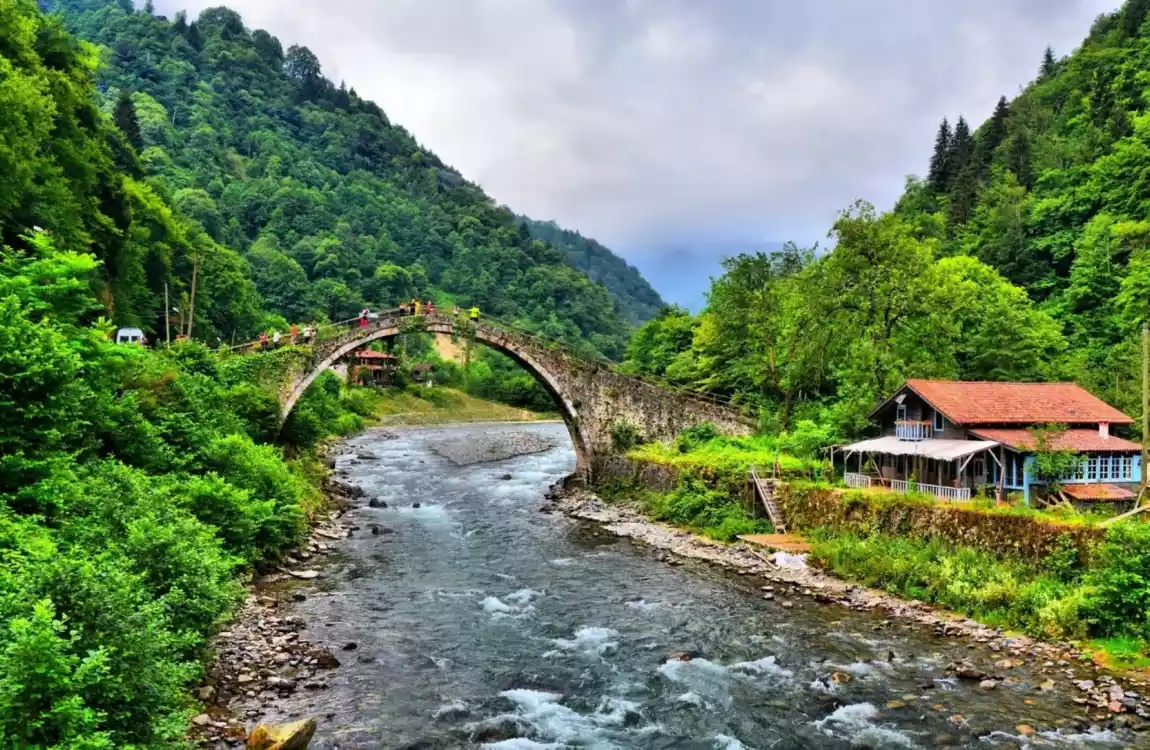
359, 307, 370, 328
290, 323, 298, 344
468, 305, 480, 321
414, 299, 423, 316
426, 300, 435, 316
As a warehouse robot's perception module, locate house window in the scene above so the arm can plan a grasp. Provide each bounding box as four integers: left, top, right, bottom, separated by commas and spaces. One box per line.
933, 409, 945, 432
972, 458, 985, 478
896, 404, 906, 422
1065, 454, 1135, 483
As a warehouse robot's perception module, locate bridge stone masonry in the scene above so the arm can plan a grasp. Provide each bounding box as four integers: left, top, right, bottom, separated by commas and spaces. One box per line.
278, 311, 755, 476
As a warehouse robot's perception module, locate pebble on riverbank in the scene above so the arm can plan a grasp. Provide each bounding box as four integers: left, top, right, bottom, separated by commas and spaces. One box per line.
541, 482, 1150, 733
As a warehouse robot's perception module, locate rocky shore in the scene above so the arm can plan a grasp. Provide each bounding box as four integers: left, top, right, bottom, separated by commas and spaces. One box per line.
191, 468, 367, 748
429, 428, 557, 466
543, 482, 1150, 734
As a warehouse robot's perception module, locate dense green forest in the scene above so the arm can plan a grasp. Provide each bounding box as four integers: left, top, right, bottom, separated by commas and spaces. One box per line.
31, 0, 651, 359
520, 217, 665, 324
625, 0, 1150, 439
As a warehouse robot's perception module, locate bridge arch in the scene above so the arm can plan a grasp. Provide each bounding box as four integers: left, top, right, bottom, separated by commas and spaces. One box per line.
282, 315, 594, 472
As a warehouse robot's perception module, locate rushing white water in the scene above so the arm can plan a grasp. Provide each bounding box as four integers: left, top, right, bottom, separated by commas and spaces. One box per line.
249, 423, 1142, 749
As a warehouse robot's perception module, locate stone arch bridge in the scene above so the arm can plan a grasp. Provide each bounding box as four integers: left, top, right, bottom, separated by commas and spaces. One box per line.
277, 311, 754, 476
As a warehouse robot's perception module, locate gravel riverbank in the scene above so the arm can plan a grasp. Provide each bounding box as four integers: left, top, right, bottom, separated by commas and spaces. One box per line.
543, 482, 1150, 734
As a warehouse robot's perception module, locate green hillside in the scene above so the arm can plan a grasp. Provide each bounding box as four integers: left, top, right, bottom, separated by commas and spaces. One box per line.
893, 1, 1150, 415
622, 2, 1150, 434
39, 0, 648, 357
521, 217, 665, 323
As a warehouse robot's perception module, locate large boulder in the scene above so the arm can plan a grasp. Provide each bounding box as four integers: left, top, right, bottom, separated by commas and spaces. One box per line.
247, 718, 317, 750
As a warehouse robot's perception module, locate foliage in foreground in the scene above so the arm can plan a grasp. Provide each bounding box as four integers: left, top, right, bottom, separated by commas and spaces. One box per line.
0, 234, 369, 748
627, 424, 833, 482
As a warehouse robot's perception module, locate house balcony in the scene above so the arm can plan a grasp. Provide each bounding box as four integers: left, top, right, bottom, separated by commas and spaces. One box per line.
895, 420, 932, 441
843, 472, 972, 502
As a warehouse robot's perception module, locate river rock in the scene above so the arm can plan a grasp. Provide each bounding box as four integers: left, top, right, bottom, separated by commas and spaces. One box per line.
369, 498, 388, 508
979, 679, 998, 690
412, 502, 421, 508
192, 713, 212, 727
247, 718, 317, 750
357, 451, 379, 460
287, 570, 320, 580
501, 474, 513, 480
342, 642, 358, 651
309, 647, 341, 669
292, 593, 307, 602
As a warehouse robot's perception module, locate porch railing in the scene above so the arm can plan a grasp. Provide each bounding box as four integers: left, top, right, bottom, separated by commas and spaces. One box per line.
895, 420, 932, 441
890, 478, 971, 501
843, 473, 971, 501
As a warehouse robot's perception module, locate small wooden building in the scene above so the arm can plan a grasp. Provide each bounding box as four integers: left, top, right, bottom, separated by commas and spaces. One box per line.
842, 379, 1141, 504
349, 350, 397, 386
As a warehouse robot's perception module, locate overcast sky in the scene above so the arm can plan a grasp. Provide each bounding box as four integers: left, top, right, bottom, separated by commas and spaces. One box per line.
159, 0, 1119, 307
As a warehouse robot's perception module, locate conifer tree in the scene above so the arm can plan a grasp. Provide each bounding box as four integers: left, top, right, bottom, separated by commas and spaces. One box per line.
945, 116, 973, 191
975, 96, 1009, 175
1007, 130, 1034, 189
174, 10, 187, 33
948, 160, 979, 227
186, 21, 203, 51
113, 89, 143, 151
927, 118, 952, 193
1040, 46, 1057, 78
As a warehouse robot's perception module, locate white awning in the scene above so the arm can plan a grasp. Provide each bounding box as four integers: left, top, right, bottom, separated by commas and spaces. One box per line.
842, 437, 999, 462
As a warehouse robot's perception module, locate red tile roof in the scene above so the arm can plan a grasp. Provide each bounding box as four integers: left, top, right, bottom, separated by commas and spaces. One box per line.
969, 428, 1141, 453
1062, 484, 1136, 501
356, 350, 396, 360
904, 379, 1132, 426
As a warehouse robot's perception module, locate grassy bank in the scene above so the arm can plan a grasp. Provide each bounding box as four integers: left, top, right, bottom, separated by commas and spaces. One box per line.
625, 425, 831, 482
370, 385, 556, 425
778, 482, 1150, 668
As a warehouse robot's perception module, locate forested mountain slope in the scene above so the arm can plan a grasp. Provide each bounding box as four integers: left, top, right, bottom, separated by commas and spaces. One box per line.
520, 217, 665, 323
895, 0, 1150, 413
622, 2, 1150, 436
40, 0, 645, 356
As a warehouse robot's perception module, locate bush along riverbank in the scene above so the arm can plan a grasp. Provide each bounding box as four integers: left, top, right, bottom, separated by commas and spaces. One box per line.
0, 236, 381, 749
577, 456, 1150, 727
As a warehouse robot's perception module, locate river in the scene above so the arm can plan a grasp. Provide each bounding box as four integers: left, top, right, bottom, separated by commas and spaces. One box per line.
254, 423, 1146, 749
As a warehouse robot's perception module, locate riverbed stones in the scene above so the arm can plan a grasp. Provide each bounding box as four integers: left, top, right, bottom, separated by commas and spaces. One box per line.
287, 570, 320, 580
430, 430, 556, 466
368, 498, 388, 508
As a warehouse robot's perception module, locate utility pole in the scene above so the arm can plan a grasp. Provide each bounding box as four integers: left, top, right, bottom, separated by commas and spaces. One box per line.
187, 254, 200, 340
164, 282, 171, 347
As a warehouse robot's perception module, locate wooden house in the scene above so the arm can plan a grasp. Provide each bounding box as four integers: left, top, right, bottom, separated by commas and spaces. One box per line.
842, 379, 1142, 504
349, 349, 397, 386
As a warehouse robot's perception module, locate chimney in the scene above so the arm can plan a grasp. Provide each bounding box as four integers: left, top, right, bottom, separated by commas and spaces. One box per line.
1099, 422, 1110, 439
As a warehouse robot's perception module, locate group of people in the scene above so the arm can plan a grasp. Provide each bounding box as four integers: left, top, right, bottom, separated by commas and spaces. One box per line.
255, 322, 316, 349
396, 299, 480, 320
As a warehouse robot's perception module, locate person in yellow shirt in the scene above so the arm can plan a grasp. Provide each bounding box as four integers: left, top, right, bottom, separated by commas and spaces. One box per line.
414, 299, 423, 315
468, 305, 480, 320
